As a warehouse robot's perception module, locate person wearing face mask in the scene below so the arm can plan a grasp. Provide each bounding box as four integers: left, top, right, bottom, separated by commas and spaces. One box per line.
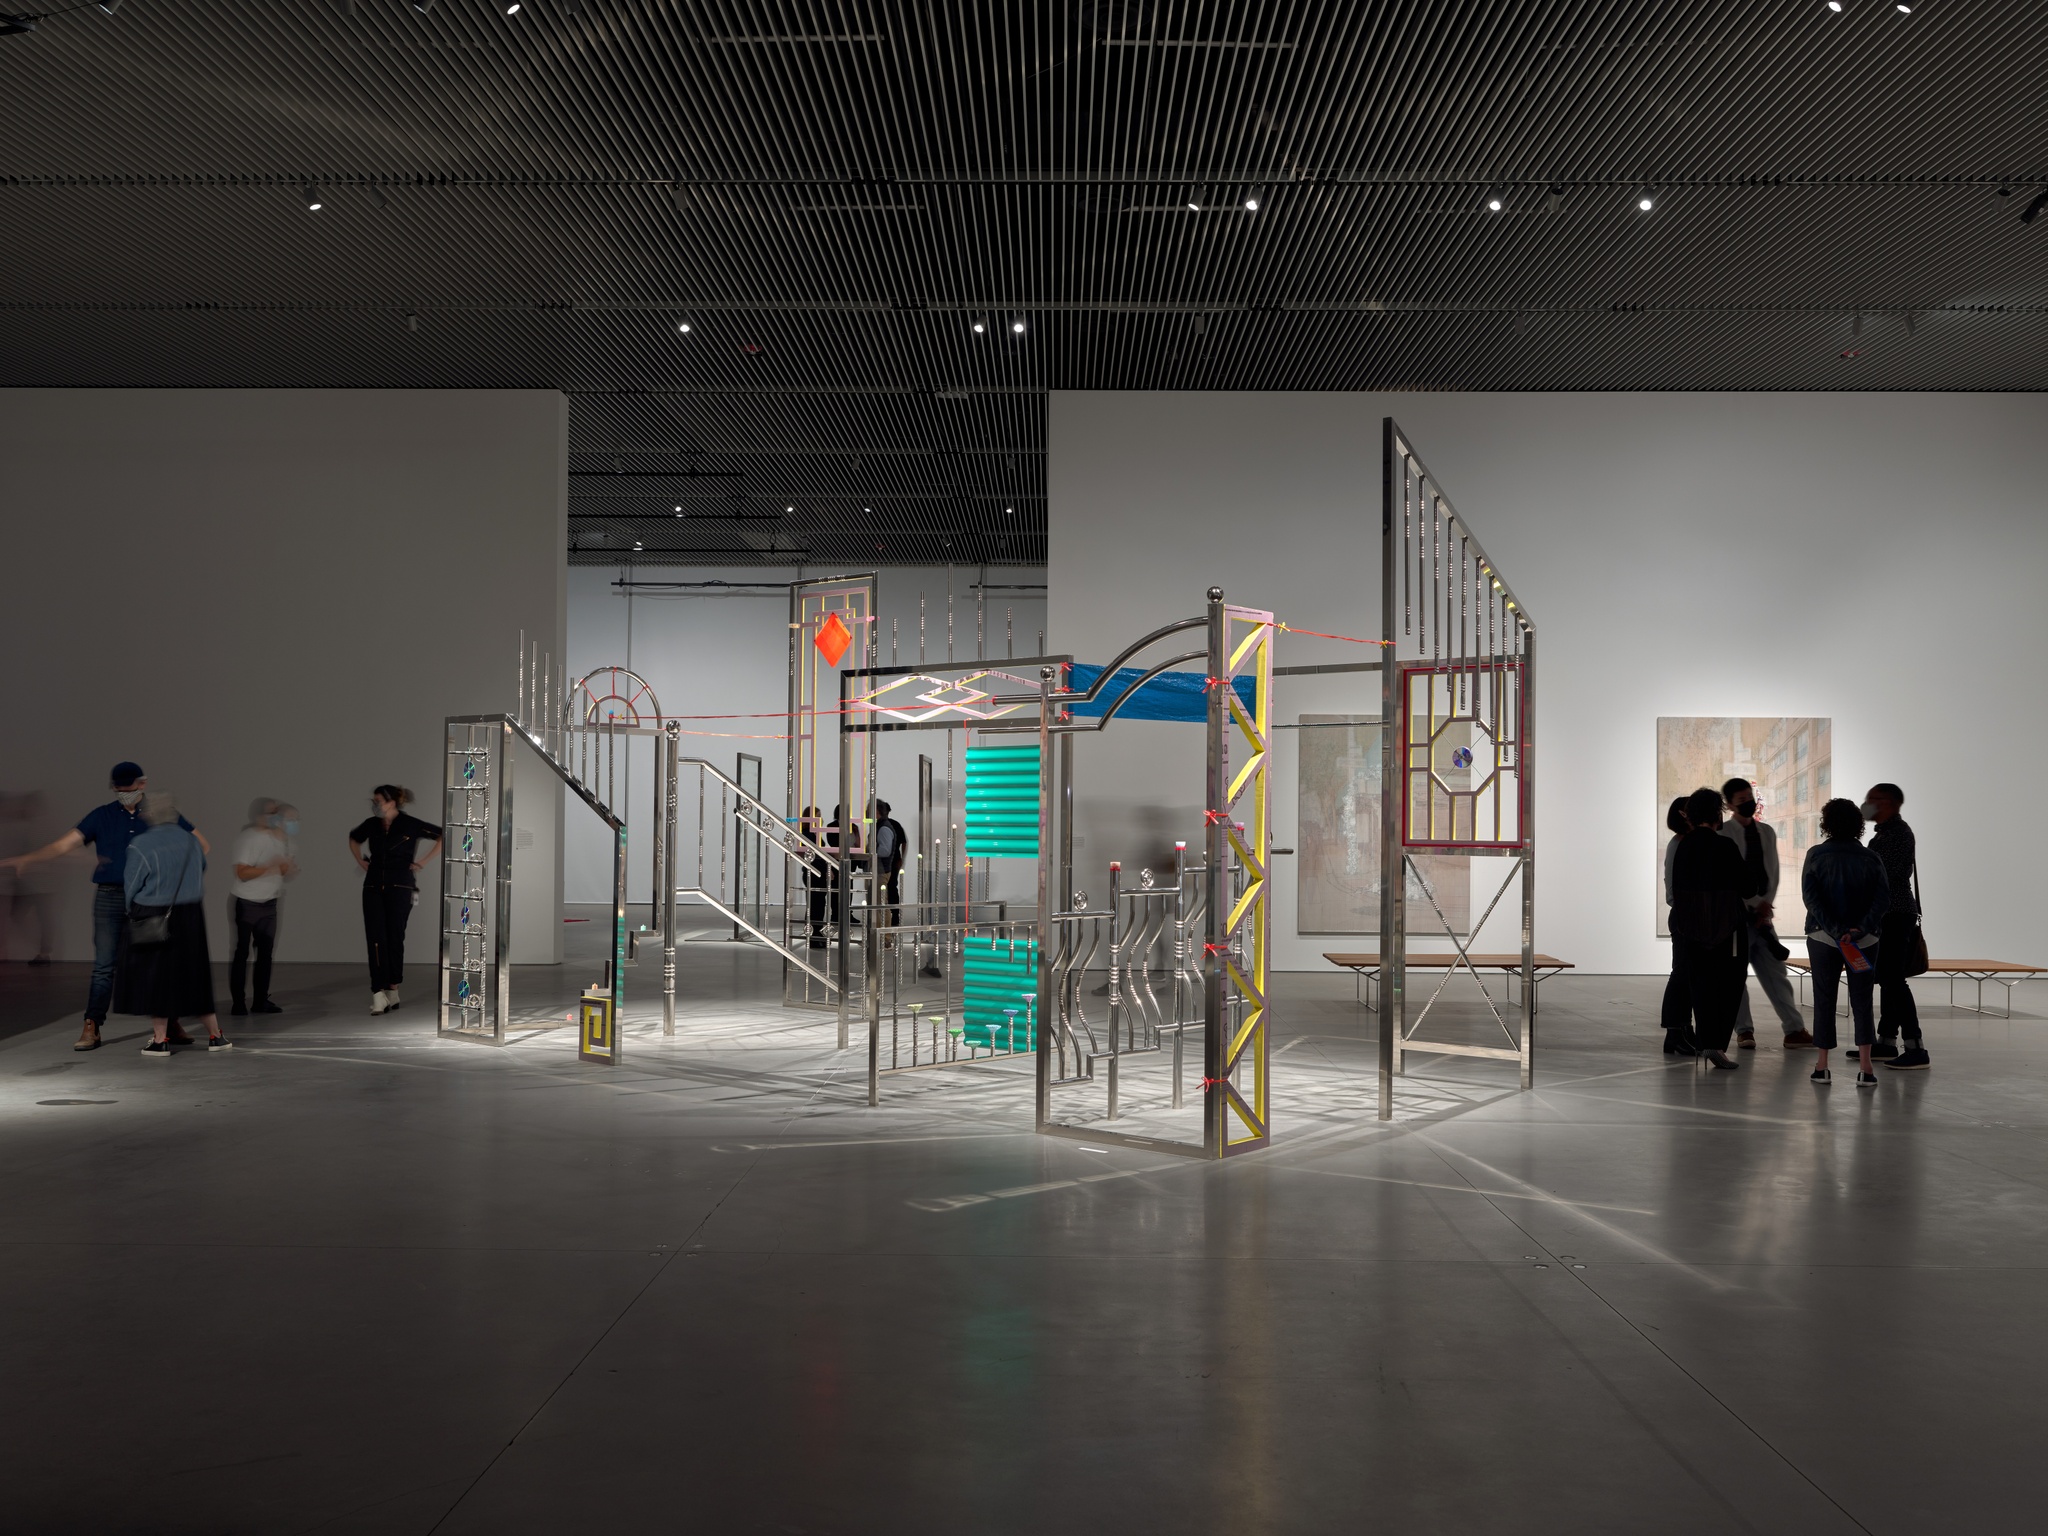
1863, 782, 1929, 1069
0, 761, 209, 1052
1719, 777, 1815, 1051
228, 797, 298, 1017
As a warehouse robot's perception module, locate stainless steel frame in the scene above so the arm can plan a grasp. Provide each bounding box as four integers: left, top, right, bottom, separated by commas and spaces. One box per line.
1378, 418, 1537, 1117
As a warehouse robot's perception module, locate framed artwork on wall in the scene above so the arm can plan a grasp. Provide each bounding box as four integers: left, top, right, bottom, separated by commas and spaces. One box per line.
1297, 715, 1469, 936
1655, 716, 1831, 936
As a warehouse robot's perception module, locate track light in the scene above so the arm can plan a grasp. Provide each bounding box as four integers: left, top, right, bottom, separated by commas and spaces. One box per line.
0, 15, 37, 34
1485, 191, 1504, 212
1827, 1, 1841, 10
1636, 192, 1655, 212
304, 184, 323, 211
1244, 195, 1260, 211
505, 2, 521, 12
2021, 189, 2048, 224
971, 317, 986, 333
405, 311, 420, 332
1011, 318, 1026, 334
1005, 506, 1014, 515
1896, 3, 1911, 11
785, 505, 794, 512
96, 1, 120, 14
412, 0, 433, 12
676, 320, 691, 333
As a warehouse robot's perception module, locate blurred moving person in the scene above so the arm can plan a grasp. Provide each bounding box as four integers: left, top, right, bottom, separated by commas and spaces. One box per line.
1863, 782, 1931, 1070
873, 798, 908, 943
1801, 798, 1892, 1088
229, 798, 297, 1017
0, 791, 58, 964
348, 786, 442, 1015
1720, 776, 1814, 1050
121, 793, 229, 1057
0, 761, 208, 1051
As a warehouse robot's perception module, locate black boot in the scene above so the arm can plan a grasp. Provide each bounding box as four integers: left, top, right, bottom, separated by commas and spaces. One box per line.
1664, 1027, 1701, 1057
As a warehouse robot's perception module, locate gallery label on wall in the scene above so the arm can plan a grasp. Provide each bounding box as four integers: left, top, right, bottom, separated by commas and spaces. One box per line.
1654, 717, 1831, 937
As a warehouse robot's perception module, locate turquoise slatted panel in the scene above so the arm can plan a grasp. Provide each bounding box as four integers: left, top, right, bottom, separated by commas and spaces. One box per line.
964, 744, 1041, 859
962, 934, 1039, 1050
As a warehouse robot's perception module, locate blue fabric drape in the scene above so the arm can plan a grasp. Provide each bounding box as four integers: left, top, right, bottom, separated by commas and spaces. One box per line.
1065, 663, 1256, 723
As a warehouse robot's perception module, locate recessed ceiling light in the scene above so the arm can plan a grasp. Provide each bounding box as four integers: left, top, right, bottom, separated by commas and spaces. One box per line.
676, 321, 691, 333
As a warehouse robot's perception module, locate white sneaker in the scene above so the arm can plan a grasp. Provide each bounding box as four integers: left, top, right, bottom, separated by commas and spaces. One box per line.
370, 990, 392, 1015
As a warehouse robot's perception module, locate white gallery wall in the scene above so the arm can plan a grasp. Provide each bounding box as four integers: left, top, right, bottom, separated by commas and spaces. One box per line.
0, 389, 567, 968
1048, 391, 2048, 973
563, 564, 1047, 906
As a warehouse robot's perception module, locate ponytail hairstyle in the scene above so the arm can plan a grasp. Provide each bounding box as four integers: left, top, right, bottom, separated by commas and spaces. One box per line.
371, 784, 414, 808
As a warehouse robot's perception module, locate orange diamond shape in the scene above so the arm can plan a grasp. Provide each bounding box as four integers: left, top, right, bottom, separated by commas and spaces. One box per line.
814, 611, 853, 668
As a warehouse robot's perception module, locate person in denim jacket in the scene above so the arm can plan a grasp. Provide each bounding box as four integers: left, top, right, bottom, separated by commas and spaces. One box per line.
1801, 798, 1892, 1087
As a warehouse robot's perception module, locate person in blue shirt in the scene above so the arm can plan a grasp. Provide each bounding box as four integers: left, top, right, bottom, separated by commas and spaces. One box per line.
120, 793, 229, 1057
0, 761, 209, 1051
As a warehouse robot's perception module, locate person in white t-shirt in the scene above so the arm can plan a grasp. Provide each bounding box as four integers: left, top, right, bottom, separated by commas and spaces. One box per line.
229, 798, 297, 1017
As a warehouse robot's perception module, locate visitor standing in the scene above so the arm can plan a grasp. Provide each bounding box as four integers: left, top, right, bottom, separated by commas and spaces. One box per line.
121, 793, 229, 1056
1863, 782, 1930, 1069
0, 761, 208, 1051
1660, 796, 1700, 1056
348, 786, 442, 1016
826, 803, 865, 935
1720, 777, 1815, 1050
1667, 787, 1754, 1070
229, 797, 296, 1016
873, 798, 908, 939
798, 806, 828, 948
1801, 798, 1893, 1087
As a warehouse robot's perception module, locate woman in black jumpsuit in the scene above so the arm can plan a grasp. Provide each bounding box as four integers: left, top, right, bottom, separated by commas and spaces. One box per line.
347, 785, 442, 1015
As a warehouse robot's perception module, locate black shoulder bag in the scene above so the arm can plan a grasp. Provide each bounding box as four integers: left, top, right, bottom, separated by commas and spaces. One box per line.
127, 845, 175, 946
1903, 853, 1930, 978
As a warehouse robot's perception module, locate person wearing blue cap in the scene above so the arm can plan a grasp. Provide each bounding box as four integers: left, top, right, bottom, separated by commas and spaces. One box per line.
0, 761, 209, 1050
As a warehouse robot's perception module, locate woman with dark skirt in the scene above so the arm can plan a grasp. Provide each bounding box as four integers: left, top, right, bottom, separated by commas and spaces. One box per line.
1660, 795, 1702, 1057
348, 786, 442, 1016
1667, 786, 1756, 1071
121, 793, 229, 1056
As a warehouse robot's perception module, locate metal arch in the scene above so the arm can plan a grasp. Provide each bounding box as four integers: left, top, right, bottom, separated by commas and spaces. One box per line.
572, 665, 663, 728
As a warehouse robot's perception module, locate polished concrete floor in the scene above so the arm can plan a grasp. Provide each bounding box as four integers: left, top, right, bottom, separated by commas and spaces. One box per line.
1, 935, 2043, 1535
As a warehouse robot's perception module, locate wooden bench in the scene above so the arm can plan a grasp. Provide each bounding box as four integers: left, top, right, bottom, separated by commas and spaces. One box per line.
1325, 952, 1576, 1016
1784, 955, 2045, 1020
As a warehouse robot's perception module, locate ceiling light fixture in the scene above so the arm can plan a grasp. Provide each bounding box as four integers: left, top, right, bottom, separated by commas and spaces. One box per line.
676, 321, 691, 333
405, 311, 420, 332
633, 541, 643, 550
1486, 192, 1504, 212
506, 2, 521, 12
1011, 318, 1026, 334
304, 184, 323, 211
785, 505, 794, 512
96, 1, 120, 14
1636, 192, 1655, 212
413, 1, 434, 12
1005, 506, 1014, 514
1895, 3, 1911, 12
2021, 189, 2048, 224
1244, 195, 1260, 211
1827, 1, 1841, 10
971, 318, 986, 333
1188, 200, 1201, 211
0, 15, 36, 34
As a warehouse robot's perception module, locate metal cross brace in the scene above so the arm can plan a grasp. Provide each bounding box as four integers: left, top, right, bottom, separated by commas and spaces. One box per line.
1403, 852, 1526, 1047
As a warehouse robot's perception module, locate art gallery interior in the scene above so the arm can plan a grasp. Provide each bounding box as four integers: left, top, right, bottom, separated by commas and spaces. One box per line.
1, 6, 2044, 1533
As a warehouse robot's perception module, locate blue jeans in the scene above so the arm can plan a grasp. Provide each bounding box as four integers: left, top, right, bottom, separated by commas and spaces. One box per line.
1807, 938, 1875, 1052
86, 883, 125, 1023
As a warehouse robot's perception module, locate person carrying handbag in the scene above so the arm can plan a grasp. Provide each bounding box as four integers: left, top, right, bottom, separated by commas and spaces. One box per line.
119, 793, 230, 1056
1667, 786, 1757, 1071
1863, 782, 1930, 1069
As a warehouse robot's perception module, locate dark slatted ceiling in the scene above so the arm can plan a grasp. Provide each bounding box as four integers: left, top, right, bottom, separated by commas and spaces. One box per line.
3, 1, 2045, 565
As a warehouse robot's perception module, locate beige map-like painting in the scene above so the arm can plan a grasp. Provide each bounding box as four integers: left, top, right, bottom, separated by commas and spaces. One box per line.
1298, 716, 1469, 936
1655, 717, 1831, 937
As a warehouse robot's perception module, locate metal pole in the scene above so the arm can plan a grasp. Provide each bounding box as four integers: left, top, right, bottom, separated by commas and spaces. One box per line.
495, 719, 515, 1044
1033, 665, 1055, 1131
1519, 628, 1537, 1088
837, 666, 853, 1051
662, 722, 680, 1037
1203, 585, 1227, 1156
1378, 422, 1403, 1119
